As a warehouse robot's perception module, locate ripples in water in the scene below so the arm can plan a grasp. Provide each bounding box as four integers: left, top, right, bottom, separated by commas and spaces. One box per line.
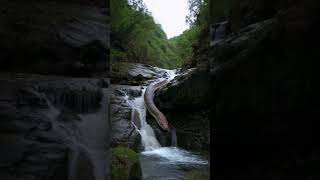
140, 147, 209, 180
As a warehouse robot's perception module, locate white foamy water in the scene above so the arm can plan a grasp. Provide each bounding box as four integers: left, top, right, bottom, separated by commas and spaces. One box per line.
125, 69, 177, 151
140, 146, 208, 180
126, 88, 161, 151
164, 69, 178, 81
141, 147, 208, 165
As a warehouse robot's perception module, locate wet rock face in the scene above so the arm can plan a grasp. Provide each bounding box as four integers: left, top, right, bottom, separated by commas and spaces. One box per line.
36, 81, 103, 113
152, 65, 211, 151
16, 88, 49, 108
0, 0, 109, 77
0, 73, 109, 180
110, 86, 142, 152
124, 88, 143, 98
58, 109, 82, 122
0, 81, 68, 180
155, 65, 210, 111
210, 21, 230, 46
210, 1, 320, 178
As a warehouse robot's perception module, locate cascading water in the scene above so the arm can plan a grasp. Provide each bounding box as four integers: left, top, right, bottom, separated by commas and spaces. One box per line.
125, 69, 209, 179
128, 88, 161, 151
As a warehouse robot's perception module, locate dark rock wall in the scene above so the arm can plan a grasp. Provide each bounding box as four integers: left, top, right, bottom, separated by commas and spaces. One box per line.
0, 0, 110, 77
154, 0, 320, 178
0, 74, 110, 180
110, 86, 142, 152
211, 0, 320, 179
155, 65, 211, 152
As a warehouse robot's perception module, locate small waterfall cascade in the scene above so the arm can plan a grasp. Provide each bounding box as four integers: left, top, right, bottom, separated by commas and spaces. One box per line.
123, 69, 209, 179
170, 125, 177, 147
126, 88, 161, 151
128, 69, 177, 151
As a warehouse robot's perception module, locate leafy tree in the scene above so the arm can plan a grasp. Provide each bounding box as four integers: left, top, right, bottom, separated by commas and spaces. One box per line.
111, 0, 182, 68
110, 0, 211, 68
186, 0, 209, 26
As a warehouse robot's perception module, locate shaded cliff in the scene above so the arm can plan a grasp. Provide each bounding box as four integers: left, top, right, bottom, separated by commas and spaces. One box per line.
0, 0, 109, 77
0, 1, 111, 179
155, 64, 211, 152
0, 73, 110, 180
211, 1, 320, 178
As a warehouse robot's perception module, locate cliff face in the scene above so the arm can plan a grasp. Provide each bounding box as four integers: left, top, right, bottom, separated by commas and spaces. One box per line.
155, 64, 211, 152
0, 74, 110, 180
0, 1, 111, 179
211, 1, 320, 178
156, 0, 320, 178
0, 0, 110, 77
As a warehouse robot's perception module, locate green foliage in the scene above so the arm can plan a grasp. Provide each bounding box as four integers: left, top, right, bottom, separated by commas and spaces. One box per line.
112, 146, 139, 162
110, 0, 212, 68
186, 0, 209, 27
182, 0, 210, 67
170, 27, 200, 66
111, 0, 182, 69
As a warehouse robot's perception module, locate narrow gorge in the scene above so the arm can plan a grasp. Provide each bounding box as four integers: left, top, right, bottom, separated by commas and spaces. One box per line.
1, 0, 319, 179
110, 63, 210, 179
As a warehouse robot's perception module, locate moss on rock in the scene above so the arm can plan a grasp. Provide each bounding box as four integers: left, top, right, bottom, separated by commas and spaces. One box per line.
186, 169, 210, 180
111, 146, 142, 180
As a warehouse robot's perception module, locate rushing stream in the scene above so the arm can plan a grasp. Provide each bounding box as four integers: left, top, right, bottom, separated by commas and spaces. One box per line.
124, 69, 209, 180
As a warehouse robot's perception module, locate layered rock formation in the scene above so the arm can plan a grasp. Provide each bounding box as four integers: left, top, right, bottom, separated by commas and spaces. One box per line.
0, 73, 110, 180
110, 85, 142, 151
0, 0, 110, 77
111, 62, 168, 85
0, 1, 110, 179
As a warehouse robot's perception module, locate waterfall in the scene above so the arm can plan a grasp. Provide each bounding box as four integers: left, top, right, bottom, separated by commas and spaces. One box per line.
170, 125, 177, 147
127, 69, 179, 151
123, 69, 208, 179
126, 88, 161, 151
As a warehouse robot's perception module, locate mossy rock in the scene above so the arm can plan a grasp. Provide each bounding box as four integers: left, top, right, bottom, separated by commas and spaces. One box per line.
111, 146, 142, 180
186, 169, 210, 180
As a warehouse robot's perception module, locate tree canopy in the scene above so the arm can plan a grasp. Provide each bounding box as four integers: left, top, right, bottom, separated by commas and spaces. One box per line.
110, 0, 209, 69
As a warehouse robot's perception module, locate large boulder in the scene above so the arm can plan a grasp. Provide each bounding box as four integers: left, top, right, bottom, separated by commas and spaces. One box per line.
111, 146, 142, 180
154, 64, 210, 152
155, 65, 209, 111
111, 62, 168, 85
